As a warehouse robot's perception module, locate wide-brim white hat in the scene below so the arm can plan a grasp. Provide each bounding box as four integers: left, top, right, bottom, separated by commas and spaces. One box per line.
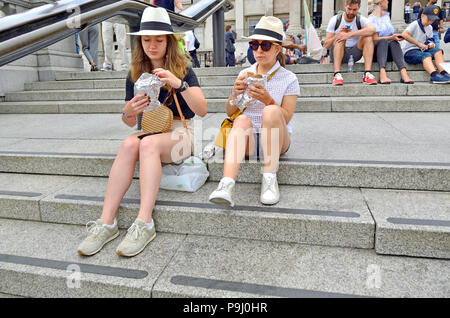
244, 16, 291, 46
128, 6, 184, 36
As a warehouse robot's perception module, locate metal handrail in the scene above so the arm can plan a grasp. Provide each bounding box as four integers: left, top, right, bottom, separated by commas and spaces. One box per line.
0, 0, 232, 67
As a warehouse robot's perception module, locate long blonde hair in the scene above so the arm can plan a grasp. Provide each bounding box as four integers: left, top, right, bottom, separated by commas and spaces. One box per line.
130, 34, 191, 89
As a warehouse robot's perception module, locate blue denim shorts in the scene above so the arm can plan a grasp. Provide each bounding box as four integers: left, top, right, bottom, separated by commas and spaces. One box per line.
404, 48, 442, 64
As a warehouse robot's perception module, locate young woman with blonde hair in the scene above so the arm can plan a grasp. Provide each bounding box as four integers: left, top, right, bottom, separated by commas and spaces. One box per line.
77, 7, 207, 257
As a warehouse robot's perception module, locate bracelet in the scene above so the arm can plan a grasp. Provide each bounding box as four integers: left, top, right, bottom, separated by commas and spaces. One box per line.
122, 108, 137, 124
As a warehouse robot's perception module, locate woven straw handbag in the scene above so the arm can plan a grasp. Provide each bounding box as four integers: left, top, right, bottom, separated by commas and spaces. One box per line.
140, 89, 189, 141
141, 103, 173, 134
141, 88, 174, 134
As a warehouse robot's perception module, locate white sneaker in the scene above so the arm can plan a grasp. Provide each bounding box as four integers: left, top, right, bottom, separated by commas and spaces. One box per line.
208, 178, 235, 207
260, 174, 280, 205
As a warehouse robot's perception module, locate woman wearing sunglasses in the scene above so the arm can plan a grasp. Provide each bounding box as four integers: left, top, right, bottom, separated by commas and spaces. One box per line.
209, 16, 300, 207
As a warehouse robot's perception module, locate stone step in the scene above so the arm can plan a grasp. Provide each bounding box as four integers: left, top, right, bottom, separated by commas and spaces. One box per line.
6, 83, 449, 102
54, 63, 426, 80
0, 219, 448, 297
0, 173, 375, 249
0, 113, 448, 190
27, 71, 432, 91
1, 172, 449, 258
2, 95, 449, 114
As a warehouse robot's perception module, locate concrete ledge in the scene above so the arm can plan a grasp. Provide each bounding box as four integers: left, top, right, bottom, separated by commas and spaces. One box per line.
0, 219, 185, 298
362, 189, 450, 259
152, 235, 450, 298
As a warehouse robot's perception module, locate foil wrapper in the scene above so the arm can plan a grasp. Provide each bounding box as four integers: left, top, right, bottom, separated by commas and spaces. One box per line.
134, 72, 165, 112
230, 75, 267, 111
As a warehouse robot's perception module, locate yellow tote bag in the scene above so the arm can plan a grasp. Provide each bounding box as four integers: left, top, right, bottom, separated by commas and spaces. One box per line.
214, 108, 243, 149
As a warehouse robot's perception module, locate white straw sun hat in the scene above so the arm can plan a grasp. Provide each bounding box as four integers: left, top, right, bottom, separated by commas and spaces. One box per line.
128, 6, 184, 36
244, 16, 291, 46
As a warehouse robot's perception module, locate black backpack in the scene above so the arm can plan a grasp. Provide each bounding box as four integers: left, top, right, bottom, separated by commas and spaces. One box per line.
334, 10, 362, 31
194, 34, 200, 49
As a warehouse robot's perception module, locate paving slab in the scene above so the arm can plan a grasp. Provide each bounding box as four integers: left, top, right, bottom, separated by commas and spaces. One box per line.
153, 235, 450, 298
0, 173, 78, 221
0, 219, 186, 298
37, 176, 374, 248
362, 189, 450, 259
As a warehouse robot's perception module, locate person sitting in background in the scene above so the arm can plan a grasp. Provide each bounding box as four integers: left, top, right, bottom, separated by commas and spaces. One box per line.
401, 5, 450, 84
418, 0, 445, 51
369, 0, 414, 84
323, 0, 377, 86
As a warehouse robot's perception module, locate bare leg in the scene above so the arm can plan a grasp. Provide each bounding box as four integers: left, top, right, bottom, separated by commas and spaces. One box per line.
422, 56, 437, 74
223, 115, 255, 180
101, 132, 142, 225
359, 36, 374, 71
333, 41, 346, 73
137, 131, 191, 223
379, 67, 391, 83
400, 67, 413, 82
260, 105, 290, 174
434, 50, 445, 73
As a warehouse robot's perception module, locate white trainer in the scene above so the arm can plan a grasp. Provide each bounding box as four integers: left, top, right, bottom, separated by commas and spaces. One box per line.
208, 178, 235, 207
260, 174, 280, 205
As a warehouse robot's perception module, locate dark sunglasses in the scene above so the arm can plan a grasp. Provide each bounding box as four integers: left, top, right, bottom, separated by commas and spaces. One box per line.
249, 40, 279, 52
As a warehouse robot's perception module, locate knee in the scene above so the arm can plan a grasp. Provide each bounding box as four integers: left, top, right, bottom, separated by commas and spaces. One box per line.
121, 135, 140, 153
262, 105, 283, 126
139, 135, 162, 156
233, 115, 252, 129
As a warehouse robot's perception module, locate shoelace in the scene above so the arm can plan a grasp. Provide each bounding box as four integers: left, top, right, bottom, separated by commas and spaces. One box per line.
262, 175, 276, 194
126, 223, 144, 241
365, 72, 376, 79
86, 221, 102, 237
216, 180, 232, 192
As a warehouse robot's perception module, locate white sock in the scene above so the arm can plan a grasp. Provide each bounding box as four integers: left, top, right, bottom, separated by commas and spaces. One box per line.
147, 220, 154, 230
221, 177, 235, 185
102, 218, 117, 229
263, 172, 277, 179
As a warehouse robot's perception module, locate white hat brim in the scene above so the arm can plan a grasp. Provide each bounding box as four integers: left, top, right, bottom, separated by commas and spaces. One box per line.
127, 30, 185, 36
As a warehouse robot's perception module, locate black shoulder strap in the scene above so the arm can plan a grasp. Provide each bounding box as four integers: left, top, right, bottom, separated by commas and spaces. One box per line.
334, 11, 344, 31
334, 11, 362, 31
356, 12, 361, 30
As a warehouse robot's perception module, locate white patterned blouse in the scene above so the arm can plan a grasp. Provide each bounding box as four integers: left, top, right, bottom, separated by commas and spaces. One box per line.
237, 61, 300, 134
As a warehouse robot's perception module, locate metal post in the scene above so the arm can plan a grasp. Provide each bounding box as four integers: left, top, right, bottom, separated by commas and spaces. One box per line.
212, 7, 225, 67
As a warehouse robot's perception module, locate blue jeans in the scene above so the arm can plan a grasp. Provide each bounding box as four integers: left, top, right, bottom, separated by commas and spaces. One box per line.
433, 31, 440, 51
404, 48, 441, 64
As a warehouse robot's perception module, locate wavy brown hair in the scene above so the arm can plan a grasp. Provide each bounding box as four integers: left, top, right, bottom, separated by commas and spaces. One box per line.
130, 34, 190, 90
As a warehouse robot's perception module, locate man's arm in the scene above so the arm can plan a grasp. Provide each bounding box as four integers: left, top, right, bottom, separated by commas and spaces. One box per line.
323, 32, 336, 49
175, 0, 183, 11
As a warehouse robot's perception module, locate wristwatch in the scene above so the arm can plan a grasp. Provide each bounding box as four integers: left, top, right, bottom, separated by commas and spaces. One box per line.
176, 80, 189, 93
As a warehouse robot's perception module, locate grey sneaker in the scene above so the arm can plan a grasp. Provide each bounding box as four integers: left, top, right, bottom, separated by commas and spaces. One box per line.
116, 219, 156, 257
208, 178, 235, 207
77, 219, 119, 256
260, 174, 280, 205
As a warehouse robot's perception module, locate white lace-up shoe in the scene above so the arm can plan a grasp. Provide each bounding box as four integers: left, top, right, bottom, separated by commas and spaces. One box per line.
116, 219, 156, 257
260, 174, 280, 205
208, 178, 235, 207
77, 219, 119, 256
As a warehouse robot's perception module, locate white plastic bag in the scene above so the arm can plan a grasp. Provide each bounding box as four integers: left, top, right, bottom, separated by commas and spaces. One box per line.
160, 156, 209, 192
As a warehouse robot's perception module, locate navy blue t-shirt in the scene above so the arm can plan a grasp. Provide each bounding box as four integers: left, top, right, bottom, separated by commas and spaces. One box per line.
154, 0, 174, 11
125, 68, 200, 128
